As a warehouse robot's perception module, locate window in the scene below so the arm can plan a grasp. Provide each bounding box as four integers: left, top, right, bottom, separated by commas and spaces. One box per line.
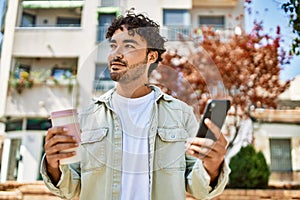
27, 118, 52, 130
99, 13, 116, 26
199, 16, 225, 29
57, 17, 80, 27
270, 139, 292, 171
5, 120, 23, 131
7, 139, 22, 181
163, 9, 191, 41
163, 9, 190, 26
51, 67, 73, 79
95, 64, 111, 80
98, 13, 116, 41
94, 64, 115, 91
5, 118, 51, 131
21, 12, 36, 27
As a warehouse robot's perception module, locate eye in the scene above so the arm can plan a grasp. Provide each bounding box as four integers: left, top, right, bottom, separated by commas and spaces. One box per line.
125, 44, 135, 49
109, 43, 117, 50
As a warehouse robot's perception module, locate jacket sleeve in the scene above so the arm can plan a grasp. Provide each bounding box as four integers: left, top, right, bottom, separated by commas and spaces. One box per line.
184, 105, 230, 199
186, 158, 230, 199
40, 154, 81, 199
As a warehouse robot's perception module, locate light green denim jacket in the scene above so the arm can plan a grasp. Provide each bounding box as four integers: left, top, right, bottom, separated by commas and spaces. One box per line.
41, 86, 230, 200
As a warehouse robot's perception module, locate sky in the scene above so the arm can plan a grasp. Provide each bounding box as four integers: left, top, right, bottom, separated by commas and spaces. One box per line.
0, 0, 299, 80
245, 0, 300, 81
0, 0, 5, 46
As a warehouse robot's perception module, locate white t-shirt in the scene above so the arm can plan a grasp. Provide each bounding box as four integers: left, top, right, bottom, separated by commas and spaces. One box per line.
112, 91, 155, 200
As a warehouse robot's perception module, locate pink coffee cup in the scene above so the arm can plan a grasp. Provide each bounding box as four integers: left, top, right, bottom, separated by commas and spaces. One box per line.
50, 108, 81, 165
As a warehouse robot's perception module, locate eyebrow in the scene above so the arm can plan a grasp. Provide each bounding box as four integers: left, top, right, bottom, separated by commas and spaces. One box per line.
109, 39, 140, 45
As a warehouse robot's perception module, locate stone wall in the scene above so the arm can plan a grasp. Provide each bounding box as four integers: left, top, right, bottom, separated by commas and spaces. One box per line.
1, 181, 300, 200
0, 181, 60, 200
213, 189, 300, 200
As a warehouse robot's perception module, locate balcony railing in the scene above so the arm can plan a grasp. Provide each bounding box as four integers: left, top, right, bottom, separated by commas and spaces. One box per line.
19, 24, 81, 28
161, 25, 194, 41
97, 25, 235, 43
22, 1, 84, 9
6, 83, 78, 117
192, 0, 239, 7
97, 26, 109, 42
100, 0, 121, 7
93, 80, 115, 92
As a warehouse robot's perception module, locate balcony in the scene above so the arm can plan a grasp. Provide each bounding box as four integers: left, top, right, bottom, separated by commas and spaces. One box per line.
6, 83, 78, 117
97, 25, 196, 42
192, 0, 239, 7
13, 27, 82, 57
20, 1, 83, 28
5, 57, 78, 117
22, 1, 84, 9
251, 109, 300, 123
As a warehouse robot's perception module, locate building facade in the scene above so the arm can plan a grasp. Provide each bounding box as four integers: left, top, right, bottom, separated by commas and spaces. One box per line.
252, 76, 300, 173
0, 0, 245, 182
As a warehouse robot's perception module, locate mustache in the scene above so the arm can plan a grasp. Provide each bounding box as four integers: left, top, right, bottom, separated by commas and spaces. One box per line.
109, 58, 127, 66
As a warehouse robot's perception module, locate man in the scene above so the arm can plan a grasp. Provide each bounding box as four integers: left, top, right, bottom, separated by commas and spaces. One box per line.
41, 11, 230, 200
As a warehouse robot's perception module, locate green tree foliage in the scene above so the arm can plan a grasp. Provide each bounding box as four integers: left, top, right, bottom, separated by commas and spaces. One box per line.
282, 0, 300, 55
228, 145, 271, 189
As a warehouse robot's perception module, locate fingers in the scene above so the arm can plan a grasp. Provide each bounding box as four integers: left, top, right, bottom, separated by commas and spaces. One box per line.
186, 137, 225, 160
186, 118, 228, 159
46, 151, 77, 162
204, 118, 228, 147
45, 141, 79, 155
44, 126, 79, 168
45, 127, 67, 141
45, 127, 78, 153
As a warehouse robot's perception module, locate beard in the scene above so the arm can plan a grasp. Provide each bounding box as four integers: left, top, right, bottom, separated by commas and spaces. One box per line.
110, 57, 148, 83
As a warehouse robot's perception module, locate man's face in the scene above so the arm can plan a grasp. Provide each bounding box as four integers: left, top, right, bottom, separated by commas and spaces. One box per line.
107, 27, 149, 83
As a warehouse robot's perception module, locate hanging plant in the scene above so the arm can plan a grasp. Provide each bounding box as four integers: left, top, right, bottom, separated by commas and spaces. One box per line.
9, 71, 34, 94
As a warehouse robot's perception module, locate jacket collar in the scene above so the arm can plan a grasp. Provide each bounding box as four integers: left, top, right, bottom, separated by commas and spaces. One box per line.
92, 85, 173, 104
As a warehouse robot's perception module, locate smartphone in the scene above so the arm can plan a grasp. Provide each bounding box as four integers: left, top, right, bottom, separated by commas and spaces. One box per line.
196, 99, 230, 141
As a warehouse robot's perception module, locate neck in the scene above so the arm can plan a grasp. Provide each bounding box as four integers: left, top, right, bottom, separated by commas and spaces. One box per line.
116, 82, 152, 98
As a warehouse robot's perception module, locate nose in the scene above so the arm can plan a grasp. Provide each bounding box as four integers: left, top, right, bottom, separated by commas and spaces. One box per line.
114, 53, 124, 60
110, 46, 124, 60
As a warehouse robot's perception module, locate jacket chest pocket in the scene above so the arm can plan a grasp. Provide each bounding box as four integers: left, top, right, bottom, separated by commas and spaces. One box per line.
155, 128, 188, 171
80, 128, 108, 172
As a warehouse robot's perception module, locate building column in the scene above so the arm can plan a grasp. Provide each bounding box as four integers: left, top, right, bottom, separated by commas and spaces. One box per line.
0, 137, 10, 182
0, 0, 20, 117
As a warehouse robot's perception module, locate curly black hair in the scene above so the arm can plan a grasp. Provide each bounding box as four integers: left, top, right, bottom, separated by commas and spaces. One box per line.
106, 10, 167, 76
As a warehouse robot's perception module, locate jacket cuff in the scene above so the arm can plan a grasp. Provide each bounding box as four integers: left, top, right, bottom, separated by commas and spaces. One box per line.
40, 154, 66, 197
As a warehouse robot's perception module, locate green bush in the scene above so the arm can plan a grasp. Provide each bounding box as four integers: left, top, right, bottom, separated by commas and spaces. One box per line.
228, 144, 271, 189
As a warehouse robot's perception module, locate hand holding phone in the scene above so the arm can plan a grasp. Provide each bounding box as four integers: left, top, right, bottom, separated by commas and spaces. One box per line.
196, 99, 230, 141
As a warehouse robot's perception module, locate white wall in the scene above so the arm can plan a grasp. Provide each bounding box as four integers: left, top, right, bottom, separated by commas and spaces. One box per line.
190, 0, 245, 29
126, 0, 163, 25
253, 122, 300, 171
162, 0, 192, 9
18, 131, 44, 182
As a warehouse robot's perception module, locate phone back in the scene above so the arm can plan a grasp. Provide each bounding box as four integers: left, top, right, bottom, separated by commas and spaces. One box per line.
197, 100, 230, 140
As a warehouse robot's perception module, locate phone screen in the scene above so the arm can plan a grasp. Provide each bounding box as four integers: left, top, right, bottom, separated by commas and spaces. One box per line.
196, 99, 230, 141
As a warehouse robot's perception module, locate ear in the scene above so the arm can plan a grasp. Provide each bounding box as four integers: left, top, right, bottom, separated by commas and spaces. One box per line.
147, 51, 158, 64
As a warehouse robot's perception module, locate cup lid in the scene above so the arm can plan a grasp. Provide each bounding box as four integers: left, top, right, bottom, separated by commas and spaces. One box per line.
50, 108, 77, 118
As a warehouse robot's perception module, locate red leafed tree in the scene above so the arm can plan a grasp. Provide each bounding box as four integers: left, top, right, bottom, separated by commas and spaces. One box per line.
151, 24, 291, 119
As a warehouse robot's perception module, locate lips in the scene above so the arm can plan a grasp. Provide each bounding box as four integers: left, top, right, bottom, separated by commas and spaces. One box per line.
110, 61, 127, 71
